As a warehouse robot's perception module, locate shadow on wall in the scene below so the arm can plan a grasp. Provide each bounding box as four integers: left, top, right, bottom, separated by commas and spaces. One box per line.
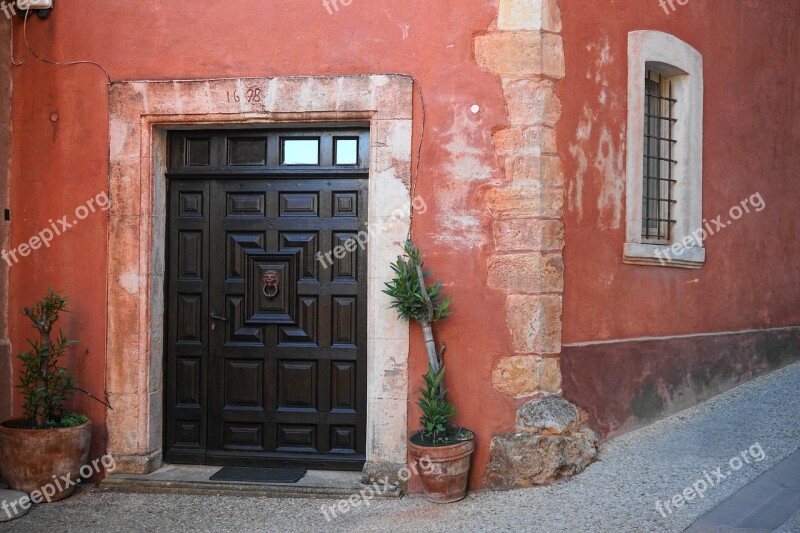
560, 327, 800, 438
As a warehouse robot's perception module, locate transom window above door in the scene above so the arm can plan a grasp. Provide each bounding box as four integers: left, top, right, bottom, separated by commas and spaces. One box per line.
169, 127, 370, 173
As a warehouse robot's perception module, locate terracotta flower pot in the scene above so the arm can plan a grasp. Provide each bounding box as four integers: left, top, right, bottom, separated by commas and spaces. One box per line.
0, 419, 92, 502
408, 430, 475, 503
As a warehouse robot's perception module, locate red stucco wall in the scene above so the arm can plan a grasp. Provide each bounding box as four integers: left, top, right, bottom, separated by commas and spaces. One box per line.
5, 0, 799, 490
558, 0, 800, 344
557, 0, 800, 437
6, 1, 514, 489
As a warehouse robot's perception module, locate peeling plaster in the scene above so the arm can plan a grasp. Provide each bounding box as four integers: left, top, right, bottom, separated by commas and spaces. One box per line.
433, 109, 495, 248
384, 11, 410, 40
119, 270, 140, 294
567, 36, 626, 229
594, 126, 625, 230
441, 109, 495, 182
567, 104, 593, 221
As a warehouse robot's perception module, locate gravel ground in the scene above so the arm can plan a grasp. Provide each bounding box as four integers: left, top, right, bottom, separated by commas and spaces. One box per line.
2, 362, 799, 533
778, 511, 800, 533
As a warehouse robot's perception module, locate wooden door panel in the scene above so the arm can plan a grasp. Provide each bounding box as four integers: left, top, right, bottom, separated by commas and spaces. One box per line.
208, 178, 367, 466
165, 180, 211, 463
166, 129, 368, 470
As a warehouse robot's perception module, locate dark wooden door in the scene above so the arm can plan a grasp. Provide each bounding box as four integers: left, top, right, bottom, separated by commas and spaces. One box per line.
164, 128, 369, 470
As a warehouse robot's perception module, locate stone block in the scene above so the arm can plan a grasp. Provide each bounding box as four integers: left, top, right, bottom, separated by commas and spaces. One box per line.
361, 461, 406, 490
486, 184, 563, 220
506, 294, 562, 353
498, 0, 563, 32
487, 252, 564, 293
484, 431, 597, 488
475, 32, 565, 79
492, 356, 562, 398
494, 126, 558, 156
493, 219, 564, 252
502, 78, 561, 126
504, 154, 564, 186
0, 490, 29, 522
485, 396, 598, 488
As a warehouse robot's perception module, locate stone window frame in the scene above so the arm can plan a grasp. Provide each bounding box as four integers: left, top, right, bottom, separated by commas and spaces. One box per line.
105, 75, 413, 478
624, 31, 705, 269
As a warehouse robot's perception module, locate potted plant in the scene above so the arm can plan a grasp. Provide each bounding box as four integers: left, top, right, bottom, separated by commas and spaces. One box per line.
0, 289, 92, 502
383, 241, 474, 503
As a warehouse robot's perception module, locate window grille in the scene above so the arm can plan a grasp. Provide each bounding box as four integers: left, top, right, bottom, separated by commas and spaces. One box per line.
642, 70, 677, 242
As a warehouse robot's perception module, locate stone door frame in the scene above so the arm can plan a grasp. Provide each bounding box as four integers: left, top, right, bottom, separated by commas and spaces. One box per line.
105, 75, 413, 478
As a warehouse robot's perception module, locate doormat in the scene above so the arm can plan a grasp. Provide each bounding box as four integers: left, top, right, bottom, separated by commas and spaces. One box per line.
209, 467, 307, 484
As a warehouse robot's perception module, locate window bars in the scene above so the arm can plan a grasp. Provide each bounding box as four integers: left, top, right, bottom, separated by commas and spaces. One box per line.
642, 70, 677, 242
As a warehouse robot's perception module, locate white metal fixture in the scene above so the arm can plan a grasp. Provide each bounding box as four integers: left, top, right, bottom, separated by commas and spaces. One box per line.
17, 0, 52, 9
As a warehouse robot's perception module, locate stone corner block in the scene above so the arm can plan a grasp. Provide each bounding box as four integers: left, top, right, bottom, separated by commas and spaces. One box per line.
493, 126, 558, 157
486, 184, 564, 220
498, 0, 563, 32
502, 78, 561, 127
474, 32, 565, 79
504, 153, 565, 187
491, 355, 562, 398
494, 219, 565, 252
506, 294, 563, 354
487, 252, 564, 293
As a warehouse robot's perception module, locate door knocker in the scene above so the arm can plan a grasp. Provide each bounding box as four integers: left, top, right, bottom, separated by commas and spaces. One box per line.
262, 270, 280, 299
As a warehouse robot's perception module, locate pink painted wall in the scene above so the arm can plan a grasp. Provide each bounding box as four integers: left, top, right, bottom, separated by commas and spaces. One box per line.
7, 0, 513, 489
5, 0, 799, 490
558, 0, 800, 344
557, 0, 800, 438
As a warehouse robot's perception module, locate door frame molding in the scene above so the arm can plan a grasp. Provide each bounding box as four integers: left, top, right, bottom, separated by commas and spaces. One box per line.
106, 75, 413, 479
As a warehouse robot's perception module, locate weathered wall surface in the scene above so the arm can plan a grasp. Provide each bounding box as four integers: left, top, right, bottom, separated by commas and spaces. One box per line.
6, 0, 800, 491
6, 1, 515, 489
557, 0, 800, 436
0, 18, 12, 422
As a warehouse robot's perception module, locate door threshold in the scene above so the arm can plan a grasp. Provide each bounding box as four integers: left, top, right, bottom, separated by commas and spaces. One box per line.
100, 464, 403, 500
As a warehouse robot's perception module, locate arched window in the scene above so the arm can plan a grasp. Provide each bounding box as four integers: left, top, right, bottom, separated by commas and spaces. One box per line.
624, 31, 704, 268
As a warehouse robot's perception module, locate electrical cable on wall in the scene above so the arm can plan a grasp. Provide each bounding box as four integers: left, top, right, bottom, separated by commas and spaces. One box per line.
409, 76, 426, 235
18, 9, 112, 83
12, 7, 115, 411
12, 12, 430, 234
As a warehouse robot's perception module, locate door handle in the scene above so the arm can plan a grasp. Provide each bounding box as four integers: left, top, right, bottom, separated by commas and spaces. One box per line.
263, 270, 280, 299
210, 313, 228, 322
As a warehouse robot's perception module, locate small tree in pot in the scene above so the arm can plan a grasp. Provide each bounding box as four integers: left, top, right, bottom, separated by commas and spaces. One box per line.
383, 241, 474, 503
0, 289, 93, 502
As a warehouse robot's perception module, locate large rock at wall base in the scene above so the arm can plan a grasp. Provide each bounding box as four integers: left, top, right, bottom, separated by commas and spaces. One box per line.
516, 395, 579, 434
484, 396, 599, 489
484, 431, 598, 489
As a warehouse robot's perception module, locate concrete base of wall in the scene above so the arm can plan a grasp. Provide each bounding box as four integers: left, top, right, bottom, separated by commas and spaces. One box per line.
561, 326, 800, 438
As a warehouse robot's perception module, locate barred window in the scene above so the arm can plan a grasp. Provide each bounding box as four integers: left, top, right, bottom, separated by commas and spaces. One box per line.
642, 69, 677, 242
624, 31, 704, 269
